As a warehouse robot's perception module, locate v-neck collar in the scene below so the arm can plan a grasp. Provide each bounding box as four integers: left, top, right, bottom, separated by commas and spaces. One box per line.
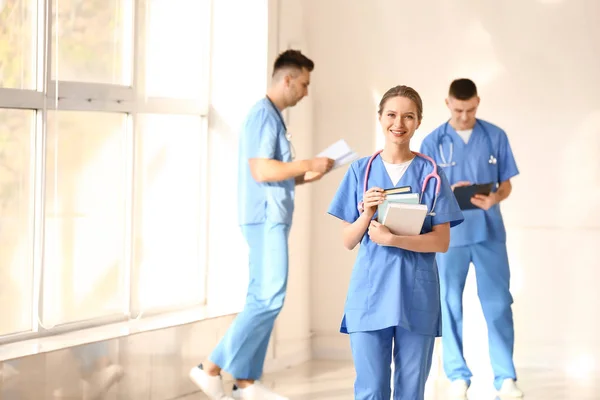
375, 154, 417, 189
447, 120, 481, 149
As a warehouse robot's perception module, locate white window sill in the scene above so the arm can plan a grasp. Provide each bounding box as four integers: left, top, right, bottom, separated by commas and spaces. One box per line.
0, 304, 241, 362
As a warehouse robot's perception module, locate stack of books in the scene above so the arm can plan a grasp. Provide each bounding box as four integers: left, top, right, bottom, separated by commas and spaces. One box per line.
376, 186, 427, 236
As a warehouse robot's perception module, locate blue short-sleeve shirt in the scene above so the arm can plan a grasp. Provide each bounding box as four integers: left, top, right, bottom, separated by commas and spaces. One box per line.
238, 98, 295, 226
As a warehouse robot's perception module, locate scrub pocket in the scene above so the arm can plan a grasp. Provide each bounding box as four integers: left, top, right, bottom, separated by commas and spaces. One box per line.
411, 269, 439, 312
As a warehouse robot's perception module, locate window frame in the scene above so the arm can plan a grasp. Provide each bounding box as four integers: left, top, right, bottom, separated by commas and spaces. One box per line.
0, 0, 212, 344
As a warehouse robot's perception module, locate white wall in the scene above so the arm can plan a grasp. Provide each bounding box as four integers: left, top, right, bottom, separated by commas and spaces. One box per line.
303, 0, 600, 379
206, 0, 313, 371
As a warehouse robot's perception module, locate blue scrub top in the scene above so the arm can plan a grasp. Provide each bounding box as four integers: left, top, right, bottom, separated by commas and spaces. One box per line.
419, 119, 519, 247
328, 155, 464, 337
238, 98, 295, 226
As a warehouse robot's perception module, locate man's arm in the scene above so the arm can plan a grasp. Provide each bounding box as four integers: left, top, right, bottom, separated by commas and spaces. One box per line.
494, 179, 512, 202
295, 171, 326, 185
249, 157, 334, 183
471, 179, 512, 210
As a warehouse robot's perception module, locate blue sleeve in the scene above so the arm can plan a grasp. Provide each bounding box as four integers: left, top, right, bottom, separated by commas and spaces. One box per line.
497, 129, 519, 182
431, 168, 464, 228
327, 162, 361, 223
246, 109, 280, 159
419, 136, 435, 158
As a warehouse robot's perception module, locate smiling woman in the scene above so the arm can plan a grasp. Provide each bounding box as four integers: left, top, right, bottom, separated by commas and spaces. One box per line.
327, 85, 464, 399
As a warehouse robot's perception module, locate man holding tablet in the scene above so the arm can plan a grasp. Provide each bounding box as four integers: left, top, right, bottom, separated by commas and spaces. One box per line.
419, 78, 522, 399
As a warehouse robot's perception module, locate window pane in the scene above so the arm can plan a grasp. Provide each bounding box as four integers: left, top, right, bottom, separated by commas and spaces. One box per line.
0, 109, 34, 335
132, 114, 206, 310
43, 111, 127, 325
145, 0, 208, 99
51, 0, 133, 85
0, 0, 37, 89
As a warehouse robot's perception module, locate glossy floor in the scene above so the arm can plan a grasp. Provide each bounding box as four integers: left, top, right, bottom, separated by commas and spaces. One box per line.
181, 360, 598, 400
3, 357, 598, 399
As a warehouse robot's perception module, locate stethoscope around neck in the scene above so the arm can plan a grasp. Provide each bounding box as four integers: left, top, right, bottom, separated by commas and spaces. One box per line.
266, 96, 296, 160
438, 120, 497, 167
358, 150, 441, 217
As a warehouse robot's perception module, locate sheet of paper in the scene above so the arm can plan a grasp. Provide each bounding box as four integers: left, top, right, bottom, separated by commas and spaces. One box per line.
335, 151, 359, 168
317, 139, 359, 169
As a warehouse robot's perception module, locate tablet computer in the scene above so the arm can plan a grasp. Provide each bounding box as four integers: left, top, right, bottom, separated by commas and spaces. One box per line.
453, 183, 494, 210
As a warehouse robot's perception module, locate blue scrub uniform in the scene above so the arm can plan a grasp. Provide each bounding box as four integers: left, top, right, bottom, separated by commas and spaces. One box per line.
209, 98, 294, 380
420, 119, 520, 390
328, 155, 464, 400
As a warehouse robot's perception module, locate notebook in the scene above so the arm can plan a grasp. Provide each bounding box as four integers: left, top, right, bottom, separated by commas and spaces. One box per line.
383, 186, 411, 195
377, 192, 420, 223
453, 183, 494, 210
381, 202, 428, 236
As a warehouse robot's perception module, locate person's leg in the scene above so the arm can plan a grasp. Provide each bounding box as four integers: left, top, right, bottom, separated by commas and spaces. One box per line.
471, 241, 518, 391
392, 326, 435, 400
436, 246, 472, 385
350, 328, 394, 400
209, 222, 289, 381
191, 221, 290, 399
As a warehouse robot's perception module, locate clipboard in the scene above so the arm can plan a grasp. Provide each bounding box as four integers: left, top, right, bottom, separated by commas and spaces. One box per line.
453, 183, 494, 210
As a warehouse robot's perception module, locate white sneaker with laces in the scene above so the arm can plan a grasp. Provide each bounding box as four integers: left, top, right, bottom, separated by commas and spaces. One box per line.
189, 365, 235, 400
231, 382, 289, 400
448, 379, 469, 399
498, 379, 524, 397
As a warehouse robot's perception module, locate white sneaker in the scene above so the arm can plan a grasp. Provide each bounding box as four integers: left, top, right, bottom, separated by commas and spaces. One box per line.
189, 365, 234, 400
448, 379, 469, 399
232, 382, 289, 400
498, 379, 524, 397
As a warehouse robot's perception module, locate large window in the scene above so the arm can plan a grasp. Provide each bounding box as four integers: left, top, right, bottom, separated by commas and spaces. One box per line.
132, 114, 207, 313
0, 0, 210, 340
0, 109, 35, 336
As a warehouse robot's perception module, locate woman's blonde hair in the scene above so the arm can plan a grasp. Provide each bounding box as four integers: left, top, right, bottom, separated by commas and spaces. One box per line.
377, 85, 423, 121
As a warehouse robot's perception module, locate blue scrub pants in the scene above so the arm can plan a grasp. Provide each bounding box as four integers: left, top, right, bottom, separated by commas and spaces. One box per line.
209, 221, 290, 380
350, 326, 435, 400
436, 240, 516, 390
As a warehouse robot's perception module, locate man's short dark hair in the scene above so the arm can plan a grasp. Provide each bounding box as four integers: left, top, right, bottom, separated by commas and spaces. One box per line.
273, 50, 314, 76
449, 78, 478, 100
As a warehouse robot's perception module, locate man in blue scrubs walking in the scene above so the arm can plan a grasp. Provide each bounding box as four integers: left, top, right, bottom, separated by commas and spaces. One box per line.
189, 50, 334, 400
419, 79, 523, 399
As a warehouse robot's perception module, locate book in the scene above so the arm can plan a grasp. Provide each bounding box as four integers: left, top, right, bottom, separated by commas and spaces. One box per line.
377, 192, 420, 223
381, 202, 428, 236
383, 186, 411, 195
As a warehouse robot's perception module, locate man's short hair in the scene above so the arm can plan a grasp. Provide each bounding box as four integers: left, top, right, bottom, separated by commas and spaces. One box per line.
273, 50, 314, 76
449, 78, 478, 100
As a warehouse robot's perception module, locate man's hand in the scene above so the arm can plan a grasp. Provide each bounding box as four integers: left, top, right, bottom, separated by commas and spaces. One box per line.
301, 171, 325, 183
470, 192, 498, 210
368, 220, 393, 246
296, 158, 335, 185
309, 157, 335, 174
